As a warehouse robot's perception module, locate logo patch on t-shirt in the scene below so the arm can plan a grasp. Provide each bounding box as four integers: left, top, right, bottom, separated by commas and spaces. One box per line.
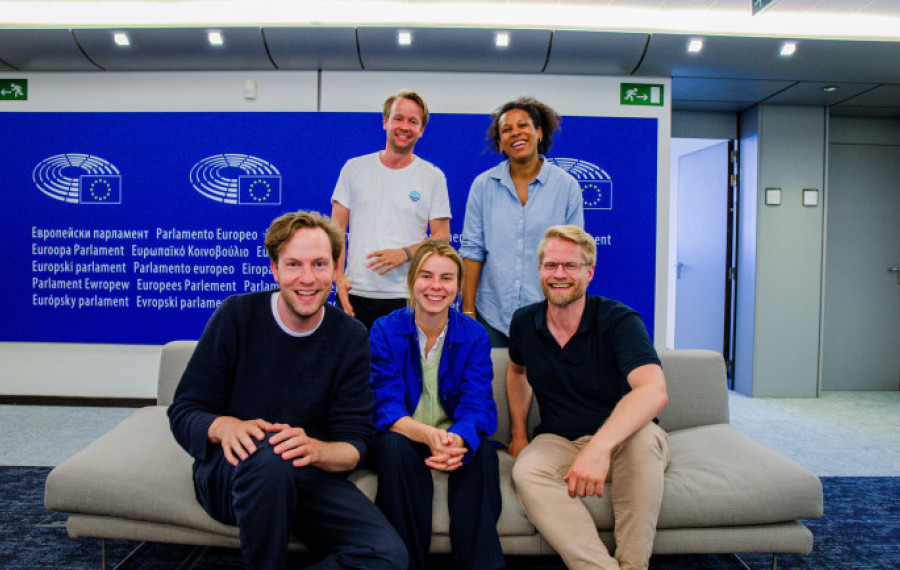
408, 190, 421, 202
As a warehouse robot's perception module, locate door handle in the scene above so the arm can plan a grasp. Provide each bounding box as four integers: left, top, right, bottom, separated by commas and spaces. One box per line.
675, 262, 684, 280
889, 266, 900, 285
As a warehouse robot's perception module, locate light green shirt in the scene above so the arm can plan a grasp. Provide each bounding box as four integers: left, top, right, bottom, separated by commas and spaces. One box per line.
412, 324, 452, 430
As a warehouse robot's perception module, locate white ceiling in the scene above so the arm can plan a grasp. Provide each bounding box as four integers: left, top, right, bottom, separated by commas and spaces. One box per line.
1, 0, 899, 117
3, 0, 900, 39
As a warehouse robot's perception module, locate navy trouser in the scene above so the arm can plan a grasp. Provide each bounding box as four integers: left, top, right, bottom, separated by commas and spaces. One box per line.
476, 314, 509, 349
193, 436, 408, 570
340, 294, 407, 332
371, 432, 504, 570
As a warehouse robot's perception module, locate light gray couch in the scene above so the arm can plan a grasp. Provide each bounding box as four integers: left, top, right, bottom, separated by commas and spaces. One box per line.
45, 341, 823, 567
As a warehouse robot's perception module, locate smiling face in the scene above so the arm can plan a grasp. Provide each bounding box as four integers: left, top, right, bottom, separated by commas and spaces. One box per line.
270, 227, 335, 332
412, 253, 459, 318
539, 237, 594, 307
383, 97, 426, 154
498, 108, 543, 162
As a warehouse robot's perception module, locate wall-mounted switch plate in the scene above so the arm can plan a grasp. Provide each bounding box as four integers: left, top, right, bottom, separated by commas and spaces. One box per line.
803, 188, 819, 207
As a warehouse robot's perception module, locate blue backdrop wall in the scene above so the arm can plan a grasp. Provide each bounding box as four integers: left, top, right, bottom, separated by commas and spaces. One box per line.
3, 111, 657, 344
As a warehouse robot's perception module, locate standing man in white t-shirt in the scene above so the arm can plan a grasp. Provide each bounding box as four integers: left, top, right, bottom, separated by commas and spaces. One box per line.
331, 89, 451, 330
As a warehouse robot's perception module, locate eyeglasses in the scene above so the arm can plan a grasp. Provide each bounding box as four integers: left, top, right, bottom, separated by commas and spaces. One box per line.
539, 261, 590, 274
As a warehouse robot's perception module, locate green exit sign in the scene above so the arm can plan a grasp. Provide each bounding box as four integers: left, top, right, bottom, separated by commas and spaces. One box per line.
752, 0, 780, 16
620, 83, 664, 107
0, 79, 27, 101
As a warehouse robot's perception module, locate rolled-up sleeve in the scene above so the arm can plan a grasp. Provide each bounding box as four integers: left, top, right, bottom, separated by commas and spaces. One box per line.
459, 174, 487, 262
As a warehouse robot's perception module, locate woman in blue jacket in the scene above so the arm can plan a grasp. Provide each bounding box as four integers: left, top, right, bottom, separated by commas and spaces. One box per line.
369, 240, 503, 570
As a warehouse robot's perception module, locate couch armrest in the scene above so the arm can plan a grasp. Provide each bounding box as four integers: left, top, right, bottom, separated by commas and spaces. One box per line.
657, 349, 728, 431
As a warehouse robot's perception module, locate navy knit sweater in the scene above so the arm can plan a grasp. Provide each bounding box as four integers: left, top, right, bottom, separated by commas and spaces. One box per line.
168, 291, 374, 465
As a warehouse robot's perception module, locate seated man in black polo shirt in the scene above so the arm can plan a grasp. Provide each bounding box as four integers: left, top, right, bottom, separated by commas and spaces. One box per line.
507, 224, 670, 570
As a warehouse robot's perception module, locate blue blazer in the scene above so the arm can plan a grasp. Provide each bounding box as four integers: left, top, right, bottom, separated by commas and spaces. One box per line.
369, 306, 498, 463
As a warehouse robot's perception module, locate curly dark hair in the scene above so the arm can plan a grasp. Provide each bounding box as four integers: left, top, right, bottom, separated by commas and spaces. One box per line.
486, 96, 562, 156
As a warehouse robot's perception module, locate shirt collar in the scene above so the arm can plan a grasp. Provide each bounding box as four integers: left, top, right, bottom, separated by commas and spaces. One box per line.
270, 292, 325, 337
534, 295, 596, 340
416, 320, 449, 361
490, 157, 551, 189
399, 306, 468, 344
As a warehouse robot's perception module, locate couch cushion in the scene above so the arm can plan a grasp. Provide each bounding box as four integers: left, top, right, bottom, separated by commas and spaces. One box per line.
545, 424, 823, 531
45, 406, 236, 538
658, 424, 823, 528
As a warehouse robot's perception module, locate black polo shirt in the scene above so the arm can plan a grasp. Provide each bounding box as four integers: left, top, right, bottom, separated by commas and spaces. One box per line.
508, 295, 661, 440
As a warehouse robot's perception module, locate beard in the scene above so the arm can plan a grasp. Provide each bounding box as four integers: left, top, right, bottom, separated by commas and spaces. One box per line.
279, 284, 328, 322
541, 279, 587, 307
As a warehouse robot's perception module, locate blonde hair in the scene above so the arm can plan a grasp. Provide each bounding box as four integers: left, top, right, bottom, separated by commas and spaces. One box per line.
406, 240, 464, 306
538, 225, 597, 266
383, 89, 429, 127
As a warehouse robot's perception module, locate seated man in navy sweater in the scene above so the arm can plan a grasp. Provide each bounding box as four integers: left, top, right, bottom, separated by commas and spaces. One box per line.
168, 210, 407, 570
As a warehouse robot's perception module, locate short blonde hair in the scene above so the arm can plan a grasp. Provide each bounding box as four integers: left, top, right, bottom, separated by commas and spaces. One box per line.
538, 225, 597, 266
383, 89, 429, 127
406, 240, 464, 306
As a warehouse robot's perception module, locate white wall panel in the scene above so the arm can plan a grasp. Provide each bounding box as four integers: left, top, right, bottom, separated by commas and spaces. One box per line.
5, 71, 318, 112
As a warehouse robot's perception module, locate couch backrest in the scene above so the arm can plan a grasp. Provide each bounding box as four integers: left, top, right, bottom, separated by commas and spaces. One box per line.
656, 349, 729, 431
157, 342, 728, 434
489, 348, 540, 444
157, 340, 197, 406
489, 347, 729, 442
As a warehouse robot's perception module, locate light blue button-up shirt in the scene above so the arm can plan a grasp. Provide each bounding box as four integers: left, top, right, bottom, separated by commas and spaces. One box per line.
459, 158, 584, 335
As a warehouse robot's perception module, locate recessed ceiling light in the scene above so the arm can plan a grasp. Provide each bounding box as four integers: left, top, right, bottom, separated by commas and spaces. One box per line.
113, 32, 130, 47
780, 42, 797, 56
822, 86, 838, 93
398, 31, 412, 46
688, 39, 703, 53
495, 32, 510, 48
208, 31, 224, 46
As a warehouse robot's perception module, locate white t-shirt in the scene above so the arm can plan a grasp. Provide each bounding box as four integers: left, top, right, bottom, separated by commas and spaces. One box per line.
332, 152, 451, 299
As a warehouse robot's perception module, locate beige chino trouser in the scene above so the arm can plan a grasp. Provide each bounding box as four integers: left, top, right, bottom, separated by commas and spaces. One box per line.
511, 423, 670, 570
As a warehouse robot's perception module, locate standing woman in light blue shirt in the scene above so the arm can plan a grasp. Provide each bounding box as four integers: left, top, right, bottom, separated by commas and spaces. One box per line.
460, 97, 584, 347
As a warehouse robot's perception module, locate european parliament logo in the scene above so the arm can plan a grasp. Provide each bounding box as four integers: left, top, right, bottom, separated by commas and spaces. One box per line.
238, 176, 281, 205
546, 157, 613, 211
33, 154, 123, 205
190, 154, 282, 205
80, 175, 122, 204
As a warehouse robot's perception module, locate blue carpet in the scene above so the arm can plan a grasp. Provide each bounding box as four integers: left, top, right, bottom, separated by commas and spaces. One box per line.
3, 467, 898, 569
